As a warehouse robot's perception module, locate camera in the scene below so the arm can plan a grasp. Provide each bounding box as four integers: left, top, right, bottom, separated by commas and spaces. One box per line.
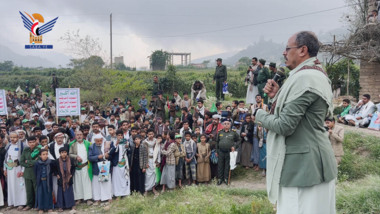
324, 126, 329, 131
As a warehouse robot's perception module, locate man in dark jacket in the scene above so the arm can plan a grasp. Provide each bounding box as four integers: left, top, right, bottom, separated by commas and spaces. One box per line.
213, 58, 227, 101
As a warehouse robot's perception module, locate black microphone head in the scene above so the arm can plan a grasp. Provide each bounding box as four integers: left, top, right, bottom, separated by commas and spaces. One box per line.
277, 67, 285, 76
273, 73, 281, 82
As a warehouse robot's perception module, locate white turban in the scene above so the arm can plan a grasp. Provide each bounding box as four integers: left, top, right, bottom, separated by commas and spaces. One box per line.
54, 132, 64, 138
93, 133, 104, 140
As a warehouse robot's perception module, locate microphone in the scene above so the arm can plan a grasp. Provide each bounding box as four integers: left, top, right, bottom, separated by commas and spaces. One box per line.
264, 69, 285, 97
272, 73, 281, 83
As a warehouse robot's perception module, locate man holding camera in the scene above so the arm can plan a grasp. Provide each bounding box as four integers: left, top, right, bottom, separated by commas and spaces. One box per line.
246, 57, 259, 105
269, 63, 286, 88
256, 59, 271, 104
325, 118, 344, 165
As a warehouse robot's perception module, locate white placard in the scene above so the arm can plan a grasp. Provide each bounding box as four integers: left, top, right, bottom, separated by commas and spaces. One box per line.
0, 90, 8, 115
56, 88, 80, 116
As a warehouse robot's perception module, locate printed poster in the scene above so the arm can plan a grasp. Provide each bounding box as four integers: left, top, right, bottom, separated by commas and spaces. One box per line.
56, 88, 80, 116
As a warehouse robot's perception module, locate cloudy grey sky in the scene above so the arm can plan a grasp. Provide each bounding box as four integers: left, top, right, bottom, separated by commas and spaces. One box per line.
1, 0, 349, 67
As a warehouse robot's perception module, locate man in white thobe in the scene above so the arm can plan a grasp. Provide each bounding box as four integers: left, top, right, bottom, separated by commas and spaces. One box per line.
88, 134, 112, 204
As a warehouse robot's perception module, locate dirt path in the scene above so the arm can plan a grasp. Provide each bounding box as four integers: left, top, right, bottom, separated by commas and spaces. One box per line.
227, 167, 267, 191
337, 123, 380, 138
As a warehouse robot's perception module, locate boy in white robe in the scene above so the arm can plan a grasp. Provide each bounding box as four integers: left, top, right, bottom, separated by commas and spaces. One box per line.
143, 129, 160, 196
109, 129, 130, 198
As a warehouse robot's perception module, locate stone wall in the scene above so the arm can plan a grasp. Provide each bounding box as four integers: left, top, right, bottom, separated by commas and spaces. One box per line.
359, 60, 380, 103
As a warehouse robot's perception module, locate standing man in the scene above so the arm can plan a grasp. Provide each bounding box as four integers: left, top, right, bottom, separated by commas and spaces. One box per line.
246, 57, 259, 105
256, 31, 337, 214
216, 120, 240, 185
269, 63, 286, 87
173, 91, 182, 110
25, 80, 30, 95
52, 73, 59, 97
152, 76, 162, 96
213, 58, 227, 101
205, 114, 223, 179
69, 131, 93, 205
48, 132, 70, 202
256, 59, 270, 104
155, 92, 166, 122
34, 84, 42, 98
250, 94, 269, 115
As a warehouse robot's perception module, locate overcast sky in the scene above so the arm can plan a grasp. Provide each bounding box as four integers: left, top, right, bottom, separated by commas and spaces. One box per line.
2, 0, 350, 68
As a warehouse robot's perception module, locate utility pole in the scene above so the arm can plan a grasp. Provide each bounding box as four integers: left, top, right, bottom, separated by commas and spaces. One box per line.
347, 60, 350, 96
110, 13, 113, 69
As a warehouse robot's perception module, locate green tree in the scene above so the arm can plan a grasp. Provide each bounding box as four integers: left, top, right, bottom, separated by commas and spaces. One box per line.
69, 55, 104, 70
150, 50, 170, 71
237, 57, 251, 67
166, 65, 177, 92
0, 60, 14, 71
84, 56, 104, 69
202, 60, 210, 68
326, 58, 360, 99
108, 74, 149, 102
115, 63, 128, 70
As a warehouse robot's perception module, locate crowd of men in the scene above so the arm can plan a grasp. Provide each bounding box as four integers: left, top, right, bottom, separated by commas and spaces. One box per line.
336, 94, 380, 129
0, 81, 271, 212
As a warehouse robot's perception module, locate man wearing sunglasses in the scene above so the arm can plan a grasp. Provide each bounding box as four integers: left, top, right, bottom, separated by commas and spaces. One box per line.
255, 31, 337, 214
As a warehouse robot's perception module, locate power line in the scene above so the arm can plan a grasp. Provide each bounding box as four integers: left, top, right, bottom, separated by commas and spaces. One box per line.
137, 4, 354, 39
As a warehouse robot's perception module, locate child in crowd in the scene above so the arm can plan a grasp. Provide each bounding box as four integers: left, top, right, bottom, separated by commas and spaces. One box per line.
165, 120, 173, 132
173, 117, 182, 133
138, 94, 148, 111
34, 149, 54, 213
337, 99, 351, 124
54, 147, 76, 212
109, 130, 130, 198
129, 135, 148, 195
143, 129, 160, 196
20, 136, 40, 211
140, 129, 147, 140
106, 125, 117, 142
169, 99, 177, 124
146, 105, 154, 119
39, 135, 49, 150
196, 135, 211, 183
0, 134, 6, 207
160, 132, 177, 192
183, 132, 197, 185
174, 135, 185, 188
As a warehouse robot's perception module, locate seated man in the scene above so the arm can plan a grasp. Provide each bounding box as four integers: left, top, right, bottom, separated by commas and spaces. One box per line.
337, 99, 351, 124
344, 94, 376, 127
191, 80, 207, 102
368, 95, 380, 130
